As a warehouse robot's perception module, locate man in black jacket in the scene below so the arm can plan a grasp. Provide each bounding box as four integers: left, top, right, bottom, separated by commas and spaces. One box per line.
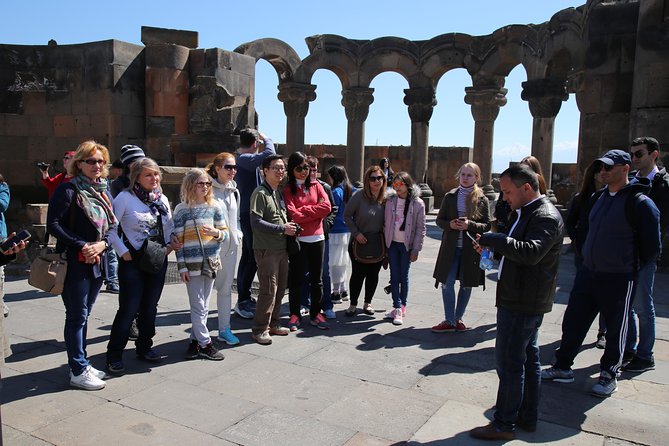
469, 164, 564, 441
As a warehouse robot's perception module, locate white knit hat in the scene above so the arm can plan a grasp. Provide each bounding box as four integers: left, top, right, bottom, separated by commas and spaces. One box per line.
120, 145, 145, 167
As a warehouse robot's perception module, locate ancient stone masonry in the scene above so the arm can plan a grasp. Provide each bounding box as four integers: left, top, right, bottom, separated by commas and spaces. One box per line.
2, 0, 669, 215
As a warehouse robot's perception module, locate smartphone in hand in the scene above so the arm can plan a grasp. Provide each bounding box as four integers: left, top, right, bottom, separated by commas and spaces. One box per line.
0, 230, 31, 252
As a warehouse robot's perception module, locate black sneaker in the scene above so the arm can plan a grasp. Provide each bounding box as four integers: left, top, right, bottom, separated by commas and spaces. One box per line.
623, 356, 655, 373
622, 351, 635, 367
198, 342, 225, 361
128, 319, 139, 341
107, 360, 125, 376
341, 291, 349, 301
595, 333, 606, 349
331, 293, 342, 304
136, 349, 162, 363
185, 340, 199, 360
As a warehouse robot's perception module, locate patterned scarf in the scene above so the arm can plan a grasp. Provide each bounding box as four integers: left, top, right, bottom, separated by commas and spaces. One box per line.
71, 174, 117, 239
132, 183, 169, 217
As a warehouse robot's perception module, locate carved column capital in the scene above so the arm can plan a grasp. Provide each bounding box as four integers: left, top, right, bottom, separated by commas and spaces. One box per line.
341, 87, 375, 122
521, 77, 568, 119
403, 87, 437, 123
464, 86, 508, 122
277, 82, 317, 119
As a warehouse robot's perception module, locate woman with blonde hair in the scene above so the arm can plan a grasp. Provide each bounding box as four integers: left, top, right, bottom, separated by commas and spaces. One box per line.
432, 162, 492, 333
206, 152, 242, 345
47, 140, 117, 390
343, 165, 388, 316
106, 157, 174, 376
173, 168, 228, 361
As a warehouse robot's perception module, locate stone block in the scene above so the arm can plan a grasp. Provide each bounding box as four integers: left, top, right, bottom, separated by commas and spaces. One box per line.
162, 69, 189, 93
122, 114, 145, 138
28, 115, 53, 137
72, 115, 91, 135
4, 114, 29, 136
146, 116, 175, 137
45, 90, 72, 115
87, 89, 112, 115
27, 137, 50, 161
22, 92, 47, 114
70, 91, 87, 115
141, 26, 198, 49
145, 44, 190, 70
25, 204, 48, 225
52, 115, 75, 137
174, 114, 188, 135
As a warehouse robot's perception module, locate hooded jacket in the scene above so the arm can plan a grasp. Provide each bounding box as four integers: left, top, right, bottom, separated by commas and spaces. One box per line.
210, 176, 242, 257
383, 185, 426, 256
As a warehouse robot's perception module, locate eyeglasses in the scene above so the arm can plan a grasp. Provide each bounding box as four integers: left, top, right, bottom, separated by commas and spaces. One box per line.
309, 168, 318, 173
223, 164, 237, 171
196, 181, 212, 188
631, 150, 648, 159
294, 164, 310, 173
81, 159, 105, 166
269, 165, 286, 172
369, 175, 384, 182
63, 156, 72, 160
392, 181, 405, 188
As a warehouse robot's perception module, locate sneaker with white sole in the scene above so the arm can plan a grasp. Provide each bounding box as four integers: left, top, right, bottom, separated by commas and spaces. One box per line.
70, 368, 106, 390
217, 327, 240, 346
252, 331, 273, 345
541, 366, 575, 383
591, 371, 617, 397
87, 365, 106, 380
198, 342, 225, 361
392, 308, 403, 325
234, 302, 254, 319
300, 306, 310, 317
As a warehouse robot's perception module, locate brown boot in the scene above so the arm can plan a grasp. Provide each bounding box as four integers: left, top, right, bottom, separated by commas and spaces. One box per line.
469, 423, 515, 441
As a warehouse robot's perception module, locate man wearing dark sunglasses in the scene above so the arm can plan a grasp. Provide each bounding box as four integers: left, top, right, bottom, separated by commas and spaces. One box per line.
542, 149, 660, 398
622, 137, 669, 373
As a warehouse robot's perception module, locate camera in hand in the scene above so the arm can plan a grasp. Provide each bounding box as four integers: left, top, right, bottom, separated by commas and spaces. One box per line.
294, 223, 303, 236
36, 162, 50, 171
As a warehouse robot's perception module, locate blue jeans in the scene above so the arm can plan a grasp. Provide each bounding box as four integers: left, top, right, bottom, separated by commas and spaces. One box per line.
302, 240, 333, 311
236, 211, 256, 306
388, 241, 410, 308
61, 261, 103, 375
626, 261, 656, 360
441, 247, 472, 324
106, 257, 167, 362
104, 246, 118, 285
494, 307, 544, 431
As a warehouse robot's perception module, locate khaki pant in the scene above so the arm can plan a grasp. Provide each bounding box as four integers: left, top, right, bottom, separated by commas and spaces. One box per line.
252, 249, 288, 335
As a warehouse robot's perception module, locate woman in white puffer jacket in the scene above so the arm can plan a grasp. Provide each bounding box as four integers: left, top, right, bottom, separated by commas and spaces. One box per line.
206, 152, 243, 346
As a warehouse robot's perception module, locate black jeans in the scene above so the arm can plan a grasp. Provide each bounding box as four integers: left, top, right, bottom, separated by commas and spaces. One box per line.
348, 243, 382, 306
106, 257, 167, 362
288, 240, 324, 319
236, 211, 256, 304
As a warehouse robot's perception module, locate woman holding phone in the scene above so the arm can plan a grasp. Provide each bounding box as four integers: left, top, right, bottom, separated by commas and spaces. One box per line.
432, 162, 491, 333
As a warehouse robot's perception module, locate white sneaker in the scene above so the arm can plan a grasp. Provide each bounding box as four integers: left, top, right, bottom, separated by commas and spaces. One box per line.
70, 368, 106, 390
87, 365, 106, 380
392, 308, 403, 325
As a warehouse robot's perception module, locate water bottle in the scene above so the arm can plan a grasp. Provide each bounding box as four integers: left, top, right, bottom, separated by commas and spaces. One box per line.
479, 247, 494, 271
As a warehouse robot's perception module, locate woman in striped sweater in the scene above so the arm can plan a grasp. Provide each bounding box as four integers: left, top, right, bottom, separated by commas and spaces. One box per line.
173, 169, 228, 361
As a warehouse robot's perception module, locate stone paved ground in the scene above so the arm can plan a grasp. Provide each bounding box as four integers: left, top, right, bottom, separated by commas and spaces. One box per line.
1, 214, 668, 445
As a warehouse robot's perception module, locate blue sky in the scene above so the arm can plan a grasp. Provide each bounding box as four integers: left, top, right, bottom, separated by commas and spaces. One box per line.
1, 1, 584, 172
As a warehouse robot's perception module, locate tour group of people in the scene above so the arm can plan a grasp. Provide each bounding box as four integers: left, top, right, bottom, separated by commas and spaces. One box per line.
7, 130, 664, 441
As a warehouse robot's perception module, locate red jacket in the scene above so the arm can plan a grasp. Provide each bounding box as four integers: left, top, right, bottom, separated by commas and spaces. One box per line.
282, 181, 331, 237
42, 173, 72, 198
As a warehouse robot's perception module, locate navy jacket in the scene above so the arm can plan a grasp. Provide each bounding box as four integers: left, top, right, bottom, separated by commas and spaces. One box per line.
582, 179, 660, 275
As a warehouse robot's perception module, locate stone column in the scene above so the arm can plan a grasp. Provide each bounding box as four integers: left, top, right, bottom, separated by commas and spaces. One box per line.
521, 78, 568, 189
342, 87, 374, 182
464, 85, 507, 194
277, 82, 317, 154
404, 87, 437, 183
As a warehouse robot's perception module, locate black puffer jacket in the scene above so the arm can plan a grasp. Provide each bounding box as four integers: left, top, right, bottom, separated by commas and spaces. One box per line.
479, 196, 564, 315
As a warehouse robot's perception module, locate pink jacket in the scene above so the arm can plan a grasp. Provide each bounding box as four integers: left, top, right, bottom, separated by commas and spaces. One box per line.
383, 188, 426, 255
283, 181, 331, 237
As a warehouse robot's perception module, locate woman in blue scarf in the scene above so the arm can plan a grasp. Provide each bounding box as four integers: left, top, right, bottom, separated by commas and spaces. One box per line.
47, 141, 117, 391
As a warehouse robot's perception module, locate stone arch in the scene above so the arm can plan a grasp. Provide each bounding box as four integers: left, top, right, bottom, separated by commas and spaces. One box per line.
294, 34, 362, 89
234, 38, 302, 82
420, 33, 476, 88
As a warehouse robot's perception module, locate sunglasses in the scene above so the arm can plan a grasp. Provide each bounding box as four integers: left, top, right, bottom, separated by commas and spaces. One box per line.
294, 164, 310, 173
369, 175, 384, 182
196, 181, 212, 188
630, 150, 648, 159
392, 181, 406, 188
600, 164, 620, 172
223, 164, 237, 171
81, 159, 105, 166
